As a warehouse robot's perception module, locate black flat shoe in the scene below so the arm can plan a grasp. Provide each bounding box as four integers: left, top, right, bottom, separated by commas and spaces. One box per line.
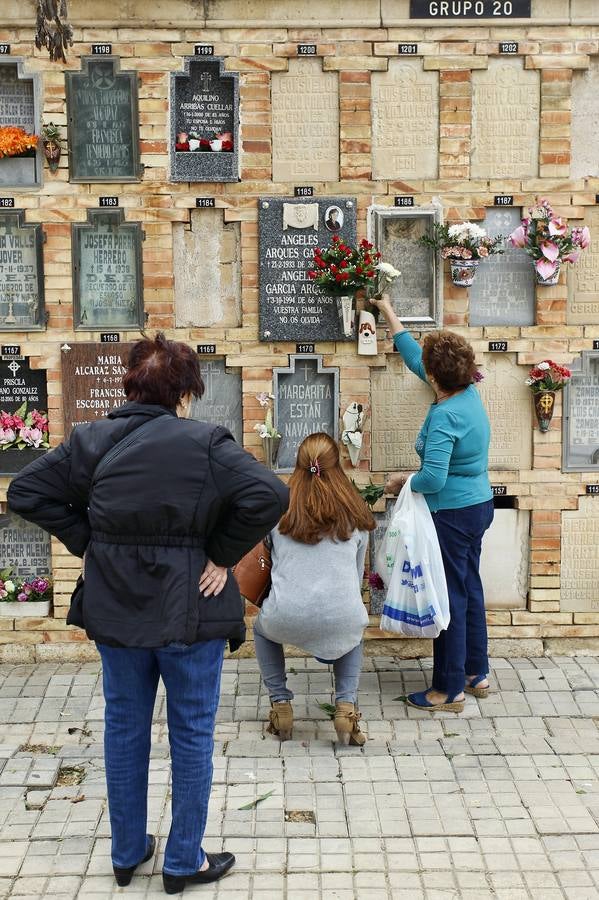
163, 852, 236, 894
113, 835, 156, 887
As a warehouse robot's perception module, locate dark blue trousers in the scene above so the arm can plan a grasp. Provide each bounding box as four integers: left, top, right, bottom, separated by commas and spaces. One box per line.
431, 500, 494, 698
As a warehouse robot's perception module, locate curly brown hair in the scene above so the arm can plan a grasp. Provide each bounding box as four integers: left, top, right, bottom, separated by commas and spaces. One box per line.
278, 433, 375, 544
422, 330, 478, 392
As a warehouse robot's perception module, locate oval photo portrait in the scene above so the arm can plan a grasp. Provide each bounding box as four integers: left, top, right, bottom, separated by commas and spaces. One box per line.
325, 205, 343, 232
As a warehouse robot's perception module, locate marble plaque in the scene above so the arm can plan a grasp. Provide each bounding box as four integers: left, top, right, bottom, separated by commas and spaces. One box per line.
472, 59, 539, 179
572, 60, 599, 179
0, 210, 45, 331
259, 196, 357, 342
371, 205, 443, 327
567, 209, 599, 325
371, 59, 438, 181
170, 57, 239, 182
61, 342, 132, 437
561, 497, 599, 612
469, 208, 535, 327
477, 354, 532, 471
174, 209, 241, 327
480, 508, 529, 609
563, 351, 599, 472
65, 56, 141, 182
0, 60, 41, 188
371, 355, 432, 472
271, 58, 339, 183
72, 209, 143, 330
190, 359, 242, 443
273, 354, 339, 473
0, 511, 51, 580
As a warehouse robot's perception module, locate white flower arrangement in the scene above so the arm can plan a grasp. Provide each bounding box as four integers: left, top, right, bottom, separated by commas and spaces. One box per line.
448, 221, 487, 242
253, 393, 281, 439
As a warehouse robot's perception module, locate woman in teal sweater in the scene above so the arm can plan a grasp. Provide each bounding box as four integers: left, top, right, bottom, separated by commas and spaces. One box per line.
373, 294, 494, 713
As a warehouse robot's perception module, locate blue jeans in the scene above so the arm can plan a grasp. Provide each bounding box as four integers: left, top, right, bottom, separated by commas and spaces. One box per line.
253, 628, 363, 704
97, 639, 225, 876
431, 500, 494, 698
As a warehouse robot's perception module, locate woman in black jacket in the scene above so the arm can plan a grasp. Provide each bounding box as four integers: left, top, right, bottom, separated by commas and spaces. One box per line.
8, 334, 289, 895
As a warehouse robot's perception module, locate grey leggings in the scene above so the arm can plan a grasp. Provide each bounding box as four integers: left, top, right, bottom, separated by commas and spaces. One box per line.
253, 629, 363, 704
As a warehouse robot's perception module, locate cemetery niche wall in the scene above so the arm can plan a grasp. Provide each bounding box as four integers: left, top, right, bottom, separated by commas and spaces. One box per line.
563, 351, 599, 473
0, 59, 42, 188
0, 209, 45, 331
170, 57, 239, 183
71, 209, 144, 331
65, 56, 142, 183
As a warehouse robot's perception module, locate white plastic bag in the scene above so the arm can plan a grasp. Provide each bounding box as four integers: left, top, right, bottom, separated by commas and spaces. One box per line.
378, 476, 450, 639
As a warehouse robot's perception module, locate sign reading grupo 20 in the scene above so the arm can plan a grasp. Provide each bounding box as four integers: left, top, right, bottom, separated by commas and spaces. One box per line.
410, 0, 531, 16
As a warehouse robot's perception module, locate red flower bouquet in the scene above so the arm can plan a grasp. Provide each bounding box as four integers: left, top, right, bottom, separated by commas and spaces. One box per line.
308, 237, 382, 296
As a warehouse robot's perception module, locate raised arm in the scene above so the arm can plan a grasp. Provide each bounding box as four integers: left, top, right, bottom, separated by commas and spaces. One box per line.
370, 293, 428, 383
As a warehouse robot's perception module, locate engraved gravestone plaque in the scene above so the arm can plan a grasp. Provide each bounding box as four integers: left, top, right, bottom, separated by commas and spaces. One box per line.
371, 204, 443, 328
572, 60, 599, 179
369, 497, 394, 615
170, 57, 239, 182
273, 355, 339, 473
190, 358, 242, 443
478, 353, 532, 471
0, 210, 45, 331
469, 208, 535, 326
563, 351, 599, 472
61, 342, 132, 437
561, 497, 599, 612
371, 355, 431, 471
0, 59, 41, 187
259, 196, 357, 342
0, 511, 51, 579
72, 209, 143, 330
65, 56, 141, 182
0, 356, 49, 474
567, 208, 599, 325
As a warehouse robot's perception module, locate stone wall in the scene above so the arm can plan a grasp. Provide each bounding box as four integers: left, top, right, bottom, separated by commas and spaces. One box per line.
1, 0, 599, 661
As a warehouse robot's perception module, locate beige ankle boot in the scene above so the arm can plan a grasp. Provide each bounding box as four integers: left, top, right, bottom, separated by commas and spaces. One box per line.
334, 702, 365, 746
267, 701, 293, 741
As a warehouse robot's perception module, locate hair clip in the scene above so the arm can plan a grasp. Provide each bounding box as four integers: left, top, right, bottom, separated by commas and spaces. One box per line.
309, 459, 321, 477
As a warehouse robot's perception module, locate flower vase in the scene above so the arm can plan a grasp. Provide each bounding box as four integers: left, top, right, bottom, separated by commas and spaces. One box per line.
533, 390, 556, 432
0, 599, 51, 618
43, 140, 61, 173
357, 309, 378, 356
450, 258, 479, 287
535, 261, 561, 286
337, 295, 355, 338
262, 436, 281, 470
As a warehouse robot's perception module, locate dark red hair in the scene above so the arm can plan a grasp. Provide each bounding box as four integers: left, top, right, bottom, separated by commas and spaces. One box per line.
123, 333, 204, 410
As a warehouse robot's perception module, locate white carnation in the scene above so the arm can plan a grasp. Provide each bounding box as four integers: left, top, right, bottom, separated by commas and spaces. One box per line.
376, 262, 401, 280
4, 581, 15, 593
537, 361, 550, 370
448, 221, 486, 241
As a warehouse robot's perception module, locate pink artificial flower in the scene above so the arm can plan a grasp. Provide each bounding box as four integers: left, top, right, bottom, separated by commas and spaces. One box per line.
19, 427, 44, 448
539, 240, 560, 262
510, 225, 527, 248
548, 218, 567, 236
578, 226, 591, 249
462, 248, 473, 259
17, 592, 28, 602
0, 427, 16, 446
0, 590, 7, 599
478, 246, 489, 258
563, 251, 580, 264
536, 258, 558, 280
31, 410, 48, 430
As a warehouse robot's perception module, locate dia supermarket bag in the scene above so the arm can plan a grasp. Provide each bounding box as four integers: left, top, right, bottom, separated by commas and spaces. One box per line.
379, 476, 450, 639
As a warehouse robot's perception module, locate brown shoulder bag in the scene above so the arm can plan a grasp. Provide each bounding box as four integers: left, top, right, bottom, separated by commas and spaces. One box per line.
232, 536, 272, 608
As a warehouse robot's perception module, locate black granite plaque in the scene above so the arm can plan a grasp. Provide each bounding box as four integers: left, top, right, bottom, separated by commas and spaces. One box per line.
190, 358, 242, 443
273, 354, 339, 472
410, 0, 531, 16
0, 356, 48, 474
371, 205, 443, 328
259, 196, 357, 342
0, 511, 51, 579
61, 342, 132, 437
65, 56, 141, 182
0, 210, 45, 331
170, 57, 239, 183
72, 209, 143, 330
563, 351, 599, 473
0, 60, 41, 188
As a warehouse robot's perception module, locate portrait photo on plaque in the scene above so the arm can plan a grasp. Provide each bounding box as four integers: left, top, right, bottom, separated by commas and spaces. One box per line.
65, 56, 142, 183
325, 205, 343, 232
0, 210, 45, 331
71, 209, 144, 330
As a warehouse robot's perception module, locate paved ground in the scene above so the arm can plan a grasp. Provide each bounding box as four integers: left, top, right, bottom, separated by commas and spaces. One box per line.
1, 655, 599, 899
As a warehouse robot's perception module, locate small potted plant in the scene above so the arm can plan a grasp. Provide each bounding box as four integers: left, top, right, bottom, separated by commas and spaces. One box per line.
0, 125, 39, 187
41, 122, 65, 173
510, 199, 591, 285
253, 392, 281, 470
525, 359, 571, 432
0, 571, 52, 617
418, 221, 505, 287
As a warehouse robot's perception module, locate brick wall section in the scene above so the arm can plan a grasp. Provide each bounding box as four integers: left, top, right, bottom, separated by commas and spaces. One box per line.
0, 8, 598, 660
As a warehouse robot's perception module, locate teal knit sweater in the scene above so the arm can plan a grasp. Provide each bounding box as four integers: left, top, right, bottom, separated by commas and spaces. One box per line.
393, 331, 493, 512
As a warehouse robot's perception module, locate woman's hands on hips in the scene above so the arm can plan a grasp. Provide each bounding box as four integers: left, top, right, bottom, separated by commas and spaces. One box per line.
199, 560, 228, 596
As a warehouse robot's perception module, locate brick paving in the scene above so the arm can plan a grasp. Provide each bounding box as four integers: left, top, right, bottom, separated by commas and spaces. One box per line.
0, 655, 599, 899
